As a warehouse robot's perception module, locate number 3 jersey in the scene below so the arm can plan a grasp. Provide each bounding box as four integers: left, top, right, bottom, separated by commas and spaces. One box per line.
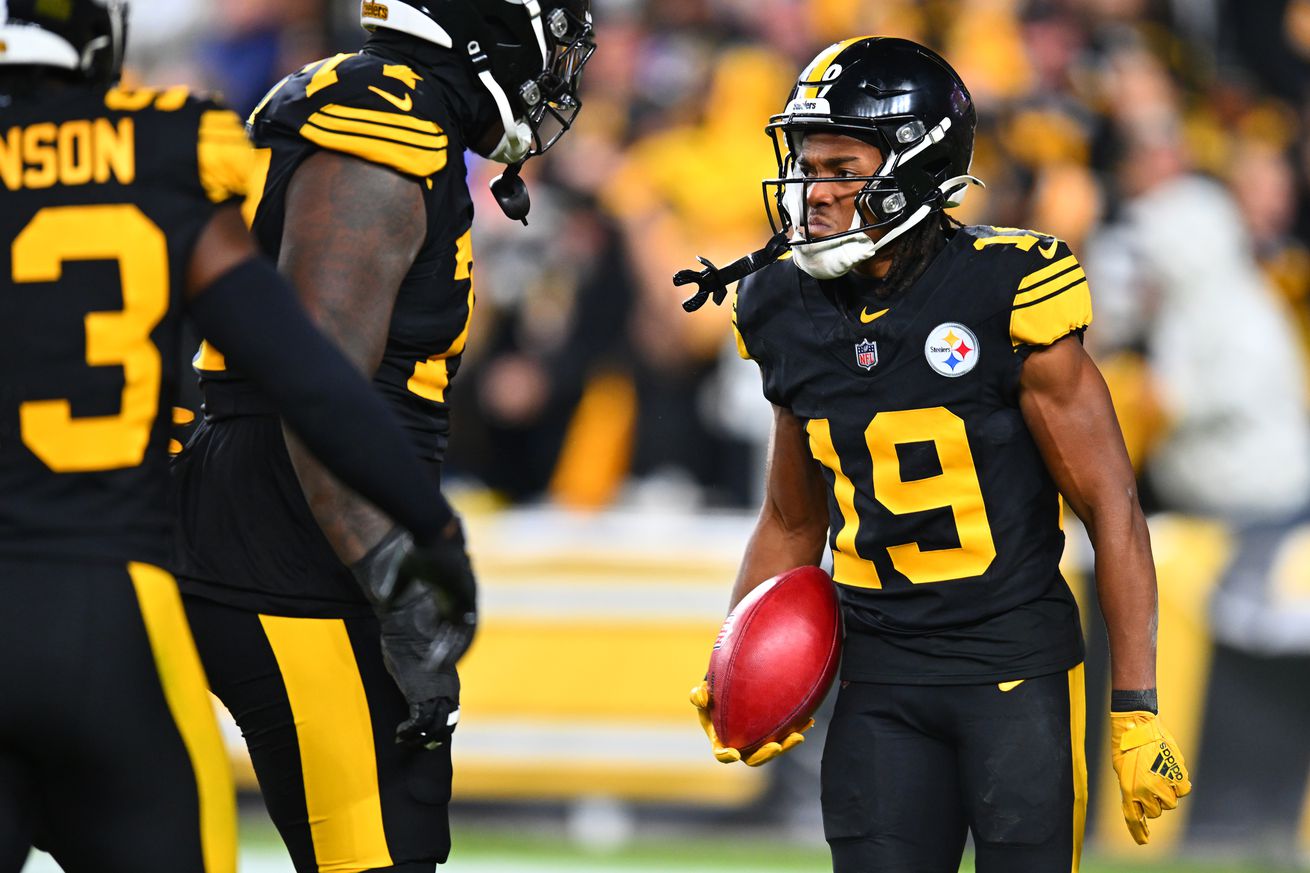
734, 225, 1094, 683
0, 86, 251, 566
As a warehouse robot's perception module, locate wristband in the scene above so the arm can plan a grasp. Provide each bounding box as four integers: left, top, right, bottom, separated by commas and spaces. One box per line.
1111, 689, 1158, 714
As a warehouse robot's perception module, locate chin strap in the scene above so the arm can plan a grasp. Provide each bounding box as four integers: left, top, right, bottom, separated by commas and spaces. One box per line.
675, 232, 792, 312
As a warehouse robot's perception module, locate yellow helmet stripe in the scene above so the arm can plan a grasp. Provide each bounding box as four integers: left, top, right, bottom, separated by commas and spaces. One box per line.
800, 35, 876, 100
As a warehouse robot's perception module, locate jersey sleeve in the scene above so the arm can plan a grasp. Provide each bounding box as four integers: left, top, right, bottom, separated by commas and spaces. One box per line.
197, 104, 255, 204
733, 266, 792, 408
255, 53, 450, 179
1009, 239, 1093, 348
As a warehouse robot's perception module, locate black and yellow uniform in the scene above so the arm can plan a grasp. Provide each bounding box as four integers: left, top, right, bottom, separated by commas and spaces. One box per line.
173, 46, 474, 873
734, 225, 1092, 872
0, 84, 248, 872
178, 49, 474, 616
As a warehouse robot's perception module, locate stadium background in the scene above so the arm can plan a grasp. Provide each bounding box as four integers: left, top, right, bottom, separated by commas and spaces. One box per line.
31, 0, 1310, 870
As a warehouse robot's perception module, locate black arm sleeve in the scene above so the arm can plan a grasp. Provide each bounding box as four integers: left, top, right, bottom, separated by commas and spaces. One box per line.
188, 257, 452, 544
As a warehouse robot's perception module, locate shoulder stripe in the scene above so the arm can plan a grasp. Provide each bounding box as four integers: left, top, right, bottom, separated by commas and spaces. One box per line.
199, 109, 249, 140
304, 110, 447, 150
299, 118, 447, 177
1013, 278, 1088, 312
198, 109, 254, 203
1014, 266, 1085, 308
1010, 281, 1092, 348
315, 103, 443, 136
1018, 254, 1078, 290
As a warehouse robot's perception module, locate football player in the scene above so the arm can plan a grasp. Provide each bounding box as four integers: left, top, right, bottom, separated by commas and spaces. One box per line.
0, 2, 478, 871
172, 2, 595, 871
682, 37, 1191, 872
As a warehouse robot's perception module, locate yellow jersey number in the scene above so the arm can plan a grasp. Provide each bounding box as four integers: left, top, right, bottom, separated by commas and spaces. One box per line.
11, 205, 169, 472
808, 406, 997, 588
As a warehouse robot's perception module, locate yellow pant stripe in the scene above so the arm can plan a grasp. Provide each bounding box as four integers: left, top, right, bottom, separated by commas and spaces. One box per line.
1068, 662, 1088, 873
128, 562, 236, 873
259, 615, 393, 873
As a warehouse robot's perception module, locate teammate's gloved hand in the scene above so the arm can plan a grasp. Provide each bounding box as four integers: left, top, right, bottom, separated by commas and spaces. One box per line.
352, 524, 478, 749
395, 523, 479, 672
1110, 710, 1192, 844
689, 681, 812, 767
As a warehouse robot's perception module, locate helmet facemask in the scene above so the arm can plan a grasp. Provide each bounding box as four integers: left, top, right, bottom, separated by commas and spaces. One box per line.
519, 6, 595, 156
763, 115, 980, 279
756, 37, 983, 279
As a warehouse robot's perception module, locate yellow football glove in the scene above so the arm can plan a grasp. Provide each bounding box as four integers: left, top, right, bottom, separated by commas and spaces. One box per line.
1110, 711, 1192, 844
689, 681, 813, 767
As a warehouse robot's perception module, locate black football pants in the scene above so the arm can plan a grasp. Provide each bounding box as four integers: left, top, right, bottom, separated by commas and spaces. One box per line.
0, 558, 235, 873
183, 594, 451, 873
822, 665, 1086, 873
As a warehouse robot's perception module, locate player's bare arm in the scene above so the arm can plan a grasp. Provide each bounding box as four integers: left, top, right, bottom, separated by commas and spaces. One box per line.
277, 150, 428, 564
730, 404, 829, 609
183, 201, 466, 556
1018, 335, 1157, 690
1019, 334, 1191, 842
185, 205, 261, 296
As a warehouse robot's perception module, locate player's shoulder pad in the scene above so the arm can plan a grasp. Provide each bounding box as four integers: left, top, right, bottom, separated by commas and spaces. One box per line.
104, 85, 253, 205
252, 52, 450, 179
959, 225, 1093, 348
733, 254, 798, 361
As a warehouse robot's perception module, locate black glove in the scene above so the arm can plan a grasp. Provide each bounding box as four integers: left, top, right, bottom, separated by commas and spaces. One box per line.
351, 524, 479, 749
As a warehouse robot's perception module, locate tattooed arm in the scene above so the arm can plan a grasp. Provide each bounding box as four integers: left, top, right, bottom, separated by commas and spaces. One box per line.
276, 149, 428, 563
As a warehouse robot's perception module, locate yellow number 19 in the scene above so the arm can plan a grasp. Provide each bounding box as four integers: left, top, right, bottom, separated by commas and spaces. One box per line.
808, 407, 997, 588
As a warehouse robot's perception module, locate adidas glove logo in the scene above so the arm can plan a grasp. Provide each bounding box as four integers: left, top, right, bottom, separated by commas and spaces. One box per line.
1150, 743, 1186, 782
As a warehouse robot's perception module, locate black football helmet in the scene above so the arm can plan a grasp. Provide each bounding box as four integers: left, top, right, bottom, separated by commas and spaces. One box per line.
764, 36, 980, 256
361, 0, 595, 163
0, 0, 128, 85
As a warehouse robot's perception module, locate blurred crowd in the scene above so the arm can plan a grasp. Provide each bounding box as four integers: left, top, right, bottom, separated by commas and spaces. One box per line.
132, 0, 1310, 524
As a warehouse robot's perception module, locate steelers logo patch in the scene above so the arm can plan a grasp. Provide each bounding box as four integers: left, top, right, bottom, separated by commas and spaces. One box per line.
924, 322, 980, 377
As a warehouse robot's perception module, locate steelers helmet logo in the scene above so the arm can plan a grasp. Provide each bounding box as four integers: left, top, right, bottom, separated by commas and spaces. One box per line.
924, 322, 980, 377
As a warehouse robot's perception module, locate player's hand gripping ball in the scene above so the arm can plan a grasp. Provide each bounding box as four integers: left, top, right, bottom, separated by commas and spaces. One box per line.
691, 566, 841, 766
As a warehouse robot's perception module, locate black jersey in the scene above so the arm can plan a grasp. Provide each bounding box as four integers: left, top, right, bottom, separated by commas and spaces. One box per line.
734, 225, 1094, 683
0, 85, 251, 567
194, 51, 475, 462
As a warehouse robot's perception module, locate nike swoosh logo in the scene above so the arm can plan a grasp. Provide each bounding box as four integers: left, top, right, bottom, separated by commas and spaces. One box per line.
369, 85, 413, 112
998, 680, 1026, 692
1038, 239, 1058, 259
859, 307, 889, 324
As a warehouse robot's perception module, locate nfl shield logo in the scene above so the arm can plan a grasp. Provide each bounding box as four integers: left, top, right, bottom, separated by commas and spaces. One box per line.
855, 339, 878, 370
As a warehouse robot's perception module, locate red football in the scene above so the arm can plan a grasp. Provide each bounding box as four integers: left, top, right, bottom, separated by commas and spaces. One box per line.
707, 566, 842, 756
